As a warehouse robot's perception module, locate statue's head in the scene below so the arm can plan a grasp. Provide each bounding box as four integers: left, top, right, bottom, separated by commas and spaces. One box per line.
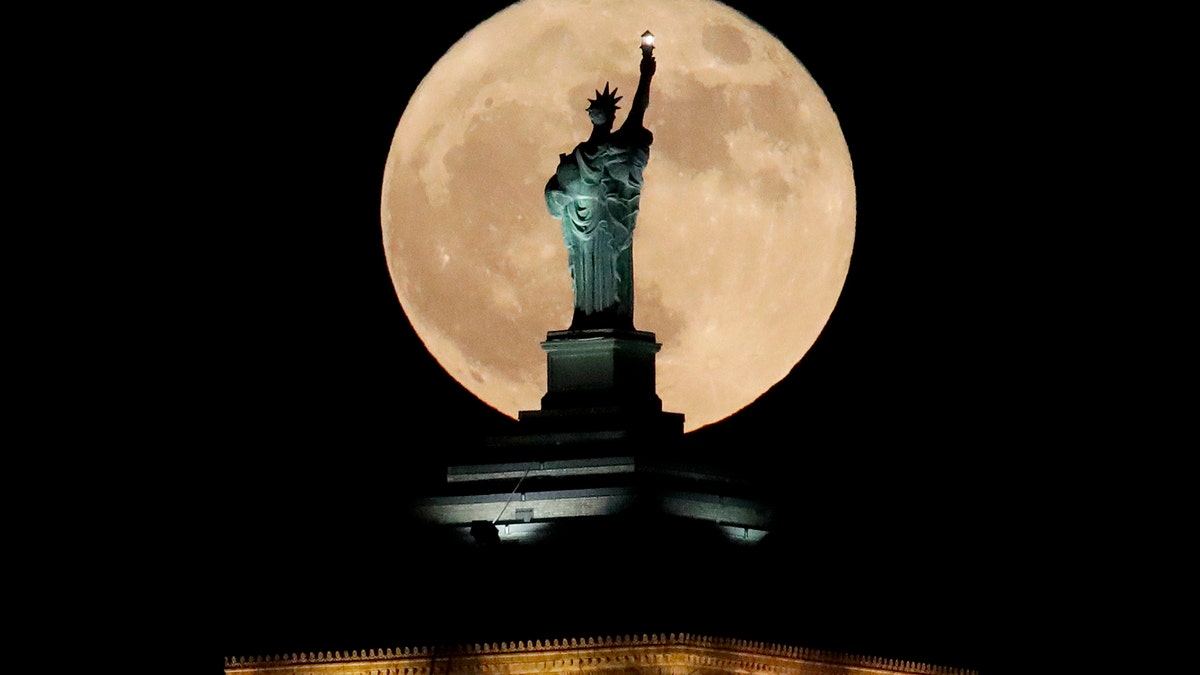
586, 82, 622, 127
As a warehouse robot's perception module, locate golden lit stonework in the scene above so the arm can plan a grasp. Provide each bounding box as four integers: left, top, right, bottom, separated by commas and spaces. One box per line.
224, 633, 975, 675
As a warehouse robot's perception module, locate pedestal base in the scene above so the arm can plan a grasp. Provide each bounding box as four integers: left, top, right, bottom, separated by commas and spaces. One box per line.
496, 328, 683, 448
538, 328, 663, 413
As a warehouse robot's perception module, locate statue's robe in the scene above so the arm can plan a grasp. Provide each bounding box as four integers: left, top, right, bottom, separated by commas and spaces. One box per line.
545, 128, 651, 330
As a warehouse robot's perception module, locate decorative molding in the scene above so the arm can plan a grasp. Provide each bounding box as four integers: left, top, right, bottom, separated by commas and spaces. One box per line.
225, 633, 975, 675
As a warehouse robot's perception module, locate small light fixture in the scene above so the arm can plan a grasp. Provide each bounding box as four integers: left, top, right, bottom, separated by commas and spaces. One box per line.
641, 30, 655, 55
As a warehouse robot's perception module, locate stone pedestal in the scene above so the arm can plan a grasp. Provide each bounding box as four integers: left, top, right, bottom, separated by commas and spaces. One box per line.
539, 328, 663, 413
434, 333, 765, 549
501, 328, 683, 446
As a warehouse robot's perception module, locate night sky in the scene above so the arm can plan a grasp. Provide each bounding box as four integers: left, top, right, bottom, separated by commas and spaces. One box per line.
194, 2, 1035, 672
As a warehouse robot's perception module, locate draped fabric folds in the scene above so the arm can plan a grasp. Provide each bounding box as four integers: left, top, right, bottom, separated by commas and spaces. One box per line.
545, 138, 650, 330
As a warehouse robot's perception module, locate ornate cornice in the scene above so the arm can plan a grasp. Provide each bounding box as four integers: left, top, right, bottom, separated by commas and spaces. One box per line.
224, 633, 975, 675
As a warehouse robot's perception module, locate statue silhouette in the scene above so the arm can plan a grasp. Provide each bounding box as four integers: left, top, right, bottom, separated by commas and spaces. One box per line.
545, 41, 656, 331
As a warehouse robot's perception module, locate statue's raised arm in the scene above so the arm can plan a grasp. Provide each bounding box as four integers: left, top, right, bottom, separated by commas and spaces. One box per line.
619, 32, 656, 135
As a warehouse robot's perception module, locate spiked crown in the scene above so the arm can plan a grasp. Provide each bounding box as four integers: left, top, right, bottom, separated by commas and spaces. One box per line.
586, 82, 622, 113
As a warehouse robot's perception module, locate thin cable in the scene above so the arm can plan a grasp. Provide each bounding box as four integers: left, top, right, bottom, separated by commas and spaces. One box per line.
493, 466, 533, 525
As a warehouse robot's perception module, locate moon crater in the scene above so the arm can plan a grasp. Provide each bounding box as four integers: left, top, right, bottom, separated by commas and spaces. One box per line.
702, 23, 752, 65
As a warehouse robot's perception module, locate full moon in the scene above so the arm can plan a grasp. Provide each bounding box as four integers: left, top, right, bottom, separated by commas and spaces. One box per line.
381, 0, 854, 432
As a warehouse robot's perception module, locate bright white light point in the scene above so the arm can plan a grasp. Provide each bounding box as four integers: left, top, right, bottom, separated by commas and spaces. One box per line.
381, 0, 855, 432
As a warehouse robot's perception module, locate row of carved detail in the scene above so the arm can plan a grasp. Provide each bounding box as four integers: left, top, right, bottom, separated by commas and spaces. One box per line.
224, 633, 973, 675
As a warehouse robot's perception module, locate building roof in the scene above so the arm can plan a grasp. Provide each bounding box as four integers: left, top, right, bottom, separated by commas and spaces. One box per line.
225, 632, 976, 675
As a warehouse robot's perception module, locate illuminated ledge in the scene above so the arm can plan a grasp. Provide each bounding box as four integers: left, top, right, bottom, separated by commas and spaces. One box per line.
446, 457, 637, 482
418, 455, 773, 544
413, 487, 771, 534
445, 457, 741, 484
224, 632, 976, 675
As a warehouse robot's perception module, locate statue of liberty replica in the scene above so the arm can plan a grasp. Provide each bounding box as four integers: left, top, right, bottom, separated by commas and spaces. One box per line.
545, 32, 656, 331
511, 31, 683, 445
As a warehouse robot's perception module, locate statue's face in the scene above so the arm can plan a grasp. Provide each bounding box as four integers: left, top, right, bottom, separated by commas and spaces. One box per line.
588, 107, 612, 126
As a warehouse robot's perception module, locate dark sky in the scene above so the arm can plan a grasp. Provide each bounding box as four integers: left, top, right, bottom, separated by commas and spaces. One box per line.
193, 2, 1038, 672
